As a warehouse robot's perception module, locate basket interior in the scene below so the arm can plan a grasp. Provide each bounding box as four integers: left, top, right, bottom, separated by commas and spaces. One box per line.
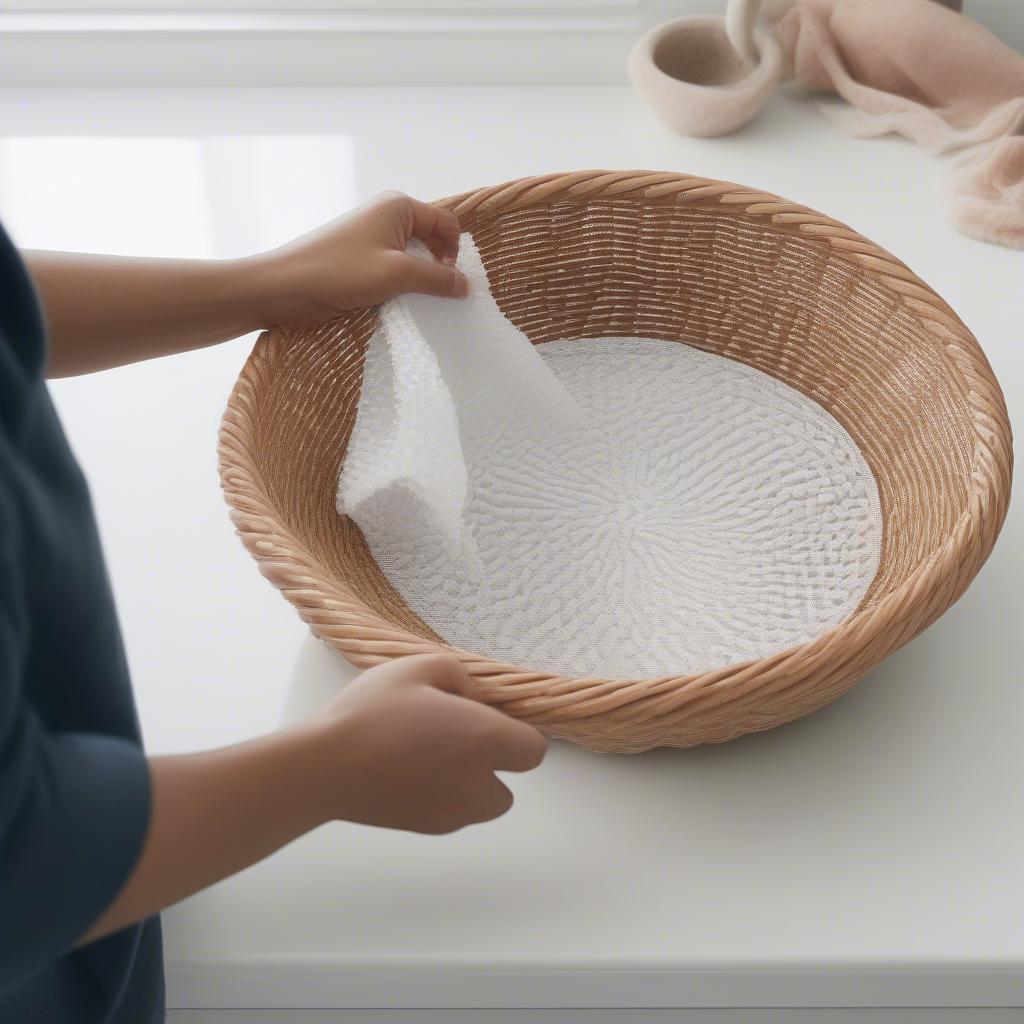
246, 198, 976, 652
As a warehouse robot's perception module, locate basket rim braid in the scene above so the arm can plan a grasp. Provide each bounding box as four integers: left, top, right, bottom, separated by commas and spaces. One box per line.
218, 169, 1013, 753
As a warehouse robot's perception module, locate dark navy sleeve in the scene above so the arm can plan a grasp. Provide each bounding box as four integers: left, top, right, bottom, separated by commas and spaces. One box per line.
0, 495, 151, 991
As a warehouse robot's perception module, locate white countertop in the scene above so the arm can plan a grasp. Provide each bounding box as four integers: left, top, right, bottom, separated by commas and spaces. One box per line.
0, 86, 1021, 1013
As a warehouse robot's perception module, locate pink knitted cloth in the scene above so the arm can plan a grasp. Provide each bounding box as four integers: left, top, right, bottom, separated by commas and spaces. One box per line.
765, 0, 1024, 247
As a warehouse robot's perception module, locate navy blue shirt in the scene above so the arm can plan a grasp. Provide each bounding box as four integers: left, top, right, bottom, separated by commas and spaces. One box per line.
0, 221, 164, 1022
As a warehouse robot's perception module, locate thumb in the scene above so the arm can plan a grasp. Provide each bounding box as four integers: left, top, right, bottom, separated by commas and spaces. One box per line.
393, 251, 469, 299
389, 653, 473, 697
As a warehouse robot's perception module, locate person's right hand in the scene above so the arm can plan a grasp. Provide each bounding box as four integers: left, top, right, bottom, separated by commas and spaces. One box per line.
307, 654, 547, 835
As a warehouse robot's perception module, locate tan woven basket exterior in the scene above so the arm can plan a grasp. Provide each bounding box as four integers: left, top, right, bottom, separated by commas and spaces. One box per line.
219, 170, 1012, 753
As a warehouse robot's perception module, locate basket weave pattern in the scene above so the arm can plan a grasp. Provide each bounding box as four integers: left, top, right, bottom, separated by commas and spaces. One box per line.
219, 171, 1012, 752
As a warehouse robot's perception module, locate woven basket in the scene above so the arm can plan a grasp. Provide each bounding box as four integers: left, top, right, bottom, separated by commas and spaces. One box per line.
219, 170, 1012, 753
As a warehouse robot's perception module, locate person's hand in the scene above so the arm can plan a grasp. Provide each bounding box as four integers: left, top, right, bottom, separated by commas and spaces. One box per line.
305, 654, 547, 835
249, 191, 469, 328
82, 652, 545, 943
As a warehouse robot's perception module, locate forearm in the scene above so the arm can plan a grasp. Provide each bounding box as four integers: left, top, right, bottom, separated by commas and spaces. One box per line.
24, 251, 273, 378
81, 716, 334, 944
23, 194, 467, 378
80, 651, 545, 944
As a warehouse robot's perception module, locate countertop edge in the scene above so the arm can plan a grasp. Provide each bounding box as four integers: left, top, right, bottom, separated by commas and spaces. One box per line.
166, 961, 1024, 1010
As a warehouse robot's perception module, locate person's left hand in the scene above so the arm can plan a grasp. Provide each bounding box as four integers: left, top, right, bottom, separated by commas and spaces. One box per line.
249, 191, 469, 328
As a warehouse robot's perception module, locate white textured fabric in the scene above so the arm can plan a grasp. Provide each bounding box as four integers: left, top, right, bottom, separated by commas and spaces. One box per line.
338, 234, 883, 679
338, 236, 583, 565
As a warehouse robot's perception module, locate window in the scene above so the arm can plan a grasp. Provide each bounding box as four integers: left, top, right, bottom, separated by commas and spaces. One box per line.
0, 0, 653, 86
5, 1, 639, 9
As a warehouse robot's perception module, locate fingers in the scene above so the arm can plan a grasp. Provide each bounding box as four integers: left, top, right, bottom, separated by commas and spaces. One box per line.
379, 653, 547, 773
394, 652, 472, 695
405, 197, 461, 263
373, 190, 461, 263
369, 191, 466, 298
391, 250, 469, 299
486, 716, 548, 773
470, 776, 515, 825
423, 775, 514, 833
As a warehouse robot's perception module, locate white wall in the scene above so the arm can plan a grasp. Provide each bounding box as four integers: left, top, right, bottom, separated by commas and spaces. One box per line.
0, 0, 1020, 87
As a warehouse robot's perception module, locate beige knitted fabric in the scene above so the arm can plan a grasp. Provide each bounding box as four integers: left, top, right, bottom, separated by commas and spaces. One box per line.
764, 0, 1024, 247
950, 134, 1024, 248
766, 0, 1024, 151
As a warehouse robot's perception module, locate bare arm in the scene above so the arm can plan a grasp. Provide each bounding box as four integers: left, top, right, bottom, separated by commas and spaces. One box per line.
26, 253, 266, 377
26, 192, 469, 378
25, 193, 520, 945
82, 655, 546, 943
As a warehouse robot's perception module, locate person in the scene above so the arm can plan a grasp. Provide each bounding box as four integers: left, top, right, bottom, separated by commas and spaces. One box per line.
0, 191, 548, 1023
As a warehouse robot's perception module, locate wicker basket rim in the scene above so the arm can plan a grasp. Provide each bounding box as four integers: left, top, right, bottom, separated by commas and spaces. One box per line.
218, 169, 1013, 709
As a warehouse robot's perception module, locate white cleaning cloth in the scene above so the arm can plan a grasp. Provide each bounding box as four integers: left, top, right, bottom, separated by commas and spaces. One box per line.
338, 234, 882, 679
338, 236, 583, 565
